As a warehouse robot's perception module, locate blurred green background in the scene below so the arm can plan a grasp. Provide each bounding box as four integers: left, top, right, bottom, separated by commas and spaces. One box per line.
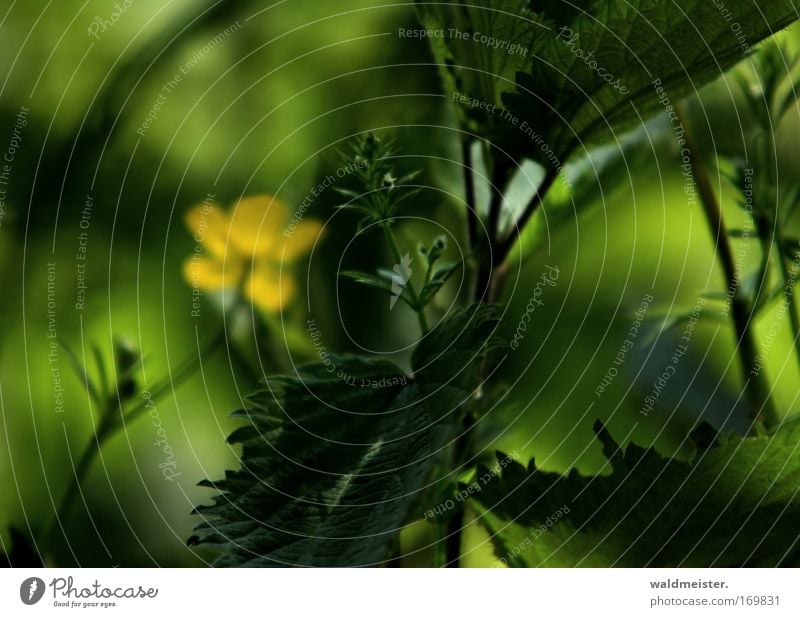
1, 1, 799, 567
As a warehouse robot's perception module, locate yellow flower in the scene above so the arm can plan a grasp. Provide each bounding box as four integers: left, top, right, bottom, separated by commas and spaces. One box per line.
183, 194, 322, 312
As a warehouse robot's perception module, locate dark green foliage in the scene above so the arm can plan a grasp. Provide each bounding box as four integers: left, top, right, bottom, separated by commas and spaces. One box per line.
187, 2, 800, 569
338, 137, 462, 314
735, 40, 800, 125
190, 305, 500, 566
416, 0, 535, 130
0, 528, 43, 568
418, 262, 461, 308
418, 0, 800, 165
335, 133, 420, 229
472, 419, 800, 566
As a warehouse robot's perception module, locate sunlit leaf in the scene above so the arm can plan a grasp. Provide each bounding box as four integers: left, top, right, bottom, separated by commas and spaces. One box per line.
473, 418, 800, 566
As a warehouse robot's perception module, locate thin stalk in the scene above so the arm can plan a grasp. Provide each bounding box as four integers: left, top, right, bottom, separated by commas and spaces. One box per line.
775, 234, 800, 369
487, 157, 512, 244
461, 137, 478, 251
752, 238, 773, 315
473, 262, 492, 303
432, 522, 447, 568
475, 166, 559, 304
40, 330, 228, 550
255, 311, 294, 375
762, 114, 800, 373
454, 154, 520, 568
444, 510, 466, 567
381, 221, 429, 333
457, 153, 559, 562
39, 413, 115, 550
474, 157, 514, 303
444, 411, 476, 567
124, 330, 228, 425
424, 260, 434, 286
678, 105, 778, 429
498, 166, 560, 262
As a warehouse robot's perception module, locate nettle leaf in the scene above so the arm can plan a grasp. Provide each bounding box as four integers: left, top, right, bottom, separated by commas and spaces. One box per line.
473, 418, 800, 567
416, 0, 536, 129
419, 0, 799, 163
190, 305, 500, 566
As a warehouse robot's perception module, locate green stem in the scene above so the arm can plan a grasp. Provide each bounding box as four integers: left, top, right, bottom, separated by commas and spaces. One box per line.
678, 105, 778, 429
487, 156, 512, 246
40, 329, 227, 552
415, 308, 429, 337
775, 235, 800, 371
443, 411, 476, 567
761, 113, 800, 375
424, 260, 434, 286
40, 413, 115, 551
246, 310, 290, 376
498, 166, 561, 261
381, 221, 429, 333
433, 521, 447, 568
752, 239, 773, 314
461, 137, 478, 251
474, 158, 513, 303
125, 330, 227, 425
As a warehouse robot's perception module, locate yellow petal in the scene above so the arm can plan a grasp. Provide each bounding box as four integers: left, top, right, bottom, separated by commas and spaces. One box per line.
244, 263, 296, 313
183, 255, 243, 291
279, 218, 324, 261
184, 202, 229, 259
228, 194, 288, 259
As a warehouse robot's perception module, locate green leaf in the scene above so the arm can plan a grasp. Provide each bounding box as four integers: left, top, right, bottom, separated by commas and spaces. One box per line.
336, 133, 420, 227
340, 269, 398, 296
419, 262, 461, 307
60, 342, 103, 409
190, 305, 500, 566
418, 0, 800, 164
416, 0, 536, 128
412, 303, 501, 389
472, 418, 800, 566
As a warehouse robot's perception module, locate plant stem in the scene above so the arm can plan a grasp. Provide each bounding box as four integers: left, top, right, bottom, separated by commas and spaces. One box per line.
487, 156, 512, 244
497, 166, 560, 262
474, 159, 513, 303
461, 137, 478, 251
775, 234, 800, 370
457, 153, 560, 564
752, 238, 773, 315
761, 112, 800, 375
40, 413, 116, 551
126, 330, 228, 425
443, 411, 476, 567
432, 521, 447, 568
381, 221, 429, 333
461, 156, 541, 560
476, 166, 558, 304
424, 260, 434, 286
678, 106, 778, 429
444, 513, 464, 567
40, 330, 227, 553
